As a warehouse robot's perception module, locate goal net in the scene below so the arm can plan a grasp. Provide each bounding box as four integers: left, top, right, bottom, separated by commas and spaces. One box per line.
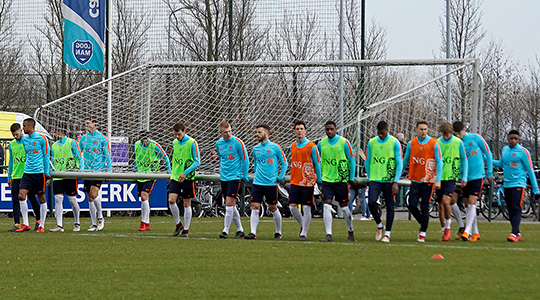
34, 59, 480, 179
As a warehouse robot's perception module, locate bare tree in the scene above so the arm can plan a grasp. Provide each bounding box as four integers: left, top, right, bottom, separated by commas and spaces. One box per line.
522, 60, 540, 162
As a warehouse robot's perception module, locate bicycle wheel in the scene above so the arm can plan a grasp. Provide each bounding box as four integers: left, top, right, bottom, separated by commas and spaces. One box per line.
428, 197, 439, 219
479, 192, 500, 220
521, 190, 532, 218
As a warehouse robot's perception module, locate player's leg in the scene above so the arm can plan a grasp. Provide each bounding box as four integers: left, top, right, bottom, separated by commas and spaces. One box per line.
320, 182, 335, 242
368, 181, 384, 241
84, 181, 97, 230
9, 179, 22, 231
50, 180, 65, 232
407, 182, 422, 224
35, 175, 48, 232
67, 180, 80, 231
139, 190, 151, 231
14, 179, 30, 232
168, 180, 182, 236
267, 186, 282, 239
220, 180, 244, 238
451, 191, 465, 239
381, 183, 395, 242
230, 181, 244, 236
336, 182, 354, 242
462, 179, 482, 240
179, 180, 195, 237
418, 183, 434, 239
299, 186, 314, 241
289, 185, 303, 226
506, 187, 524, 242
245, 185, 262, 239
90, 183, 104, 230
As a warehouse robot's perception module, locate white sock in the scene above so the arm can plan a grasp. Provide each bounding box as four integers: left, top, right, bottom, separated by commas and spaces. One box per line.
40, 202, 47, 228
290, 206, 302, 226
54, 194, 63, 227
170, 203, 181, 225
141, 200, 150, 223
250, 209, 260, 235
419, 231, 426, 237
68, 196, 80, 224
465, 205, 476, 235
20, 200, 29, 226
385, 231, 391, 238
184, 205, 192, 230
473, 213, 479, 234
441, 227, 445, 234
272, 209, 282, 234
94, 196, 103, 219
377, 222, 384, 229
323, 203, 333, 235
341, 206, 353, 232
445, 218, 451, 229
451, 203, 464, 228
232, 206, 244, 232
223, 206, 234, 233
300, 206, 312, 237
89, 200, 97, 226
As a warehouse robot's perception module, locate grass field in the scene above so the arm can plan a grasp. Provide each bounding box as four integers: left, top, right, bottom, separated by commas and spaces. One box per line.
0, 215, 539, 299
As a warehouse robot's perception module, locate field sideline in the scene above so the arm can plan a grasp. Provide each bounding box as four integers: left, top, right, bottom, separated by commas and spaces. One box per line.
1, 216, 539, 299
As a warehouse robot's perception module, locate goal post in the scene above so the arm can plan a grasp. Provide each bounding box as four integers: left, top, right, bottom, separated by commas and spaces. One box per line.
35, 58, 481, 181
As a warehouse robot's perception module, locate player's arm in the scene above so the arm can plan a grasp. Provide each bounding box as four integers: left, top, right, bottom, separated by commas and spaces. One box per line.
459, 140, 468, 182
365, 141, 371, 179
393, 139, 404, 182
237, 139, 250, 182
402, 141, 412, 172
103, 136, 112, 172
433, 142, 443, 182
252, 148, 258, 174
183, 140, 201, 176
42, 136, 50, 177
275, 144, 287, 182
154, 142, 172, 173
310, 145, 322, 184
344, 139, 356, 182
7, 144, 13, 181
476, 134, 494, 177
521, 148, 540, 195
133, 144, 139, 173
71, 140, 84, 170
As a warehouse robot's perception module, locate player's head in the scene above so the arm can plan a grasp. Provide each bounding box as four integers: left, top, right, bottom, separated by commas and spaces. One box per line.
439, 122, 453, 139
293, 120, 306, 141
139, 130, 150, 146
376, 121, 388, 140
219, 121, 232, 140
22, 118, 36, 135
173, 122, 186, 140
256, 124, 270, 142
452, 121, 466, 138
54, 122, 68, 139
10, 123, 22, 140
85, 119, 97, 133
415, 120, 428, 139
508, 129, 520, 147
396, 132, 405, 142
324, 121, 337, 139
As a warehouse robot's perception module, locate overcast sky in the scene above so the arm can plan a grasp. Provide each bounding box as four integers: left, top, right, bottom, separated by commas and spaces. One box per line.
367, 0, 539, 65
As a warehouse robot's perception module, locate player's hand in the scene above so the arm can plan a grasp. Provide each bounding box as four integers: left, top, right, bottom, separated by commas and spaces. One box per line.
487, 176, 494, 183
211, 150, 218, 160
179, 173, 186, 182
46, 180, 51, 187
392, 182, 399, 195
46, 175, 52, 180
7, 179, 12, 188
278, 180, 285, 185
461, 180, 467, 188
434, 181, 441, 190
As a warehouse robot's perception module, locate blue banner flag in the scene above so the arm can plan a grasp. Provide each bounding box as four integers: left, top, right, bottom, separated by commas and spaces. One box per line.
62, 0, 105, 72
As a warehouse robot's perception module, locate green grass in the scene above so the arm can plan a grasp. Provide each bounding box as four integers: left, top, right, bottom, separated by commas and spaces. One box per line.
0, 216, 539, 299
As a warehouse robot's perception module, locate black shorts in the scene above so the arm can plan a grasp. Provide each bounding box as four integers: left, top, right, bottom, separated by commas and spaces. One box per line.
137, 181, 156, 196
53, 179, 78, 196
83, 180, 103, 193
321, 181, 349, 205
221, 180, 241, 199
20, 173, 46, 195
169, 180, 195, 199
462, 178, 483, 198
435, 180, 456, 202
250, 184, 278, 205
288, 184, 314, 206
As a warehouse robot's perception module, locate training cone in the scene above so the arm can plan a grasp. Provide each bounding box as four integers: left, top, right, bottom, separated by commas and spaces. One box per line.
431, 254, 445, 259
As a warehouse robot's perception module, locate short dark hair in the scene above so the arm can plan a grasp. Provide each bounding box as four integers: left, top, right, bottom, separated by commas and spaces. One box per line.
508, 129, 520, 136
23, 118, 36, 128
256, 124, 270, 132
173, 123, 186, 132
325, 121, 336, 128
376, 121, 388, 131
416, 120, 428, 128
453, 121, 465, 132
293, 120, 306, 129
10, 123, 21, 132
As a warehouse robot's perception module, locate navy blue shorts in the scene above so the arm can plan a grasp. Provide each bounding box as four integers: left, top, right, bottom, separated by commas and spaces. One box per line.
435, 180, 456, 202
250, 184, 278, 205
137, 180, 156, 196
321, 181, 349, 205
53, 179, 78, 196
83, 180, 103, 193
462, 178, 483, 198
288, 184, 314, 206
221, 180, 241, 199
20, 173, 46, 195
169, 180, 195, 199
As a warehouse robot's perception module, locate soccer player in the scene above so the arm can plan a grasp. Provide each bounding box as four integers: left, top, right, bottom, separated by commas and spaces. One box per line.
169, 123, 200, 237
80, 119, 112, 231
244, 124, 287, 240
365, 121, 403, 243
50, 126, 84, 232
493, 130, 539, 242
288, 120, 321, 241
453, 121, 493, 241
318, 121, 356, 242
17, 118, 50, 233
215, 121, 247, 239
402, 120, 443, 242
134, 130, 171, 231
435, 122, 467, 241
7, 123, 41, 232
